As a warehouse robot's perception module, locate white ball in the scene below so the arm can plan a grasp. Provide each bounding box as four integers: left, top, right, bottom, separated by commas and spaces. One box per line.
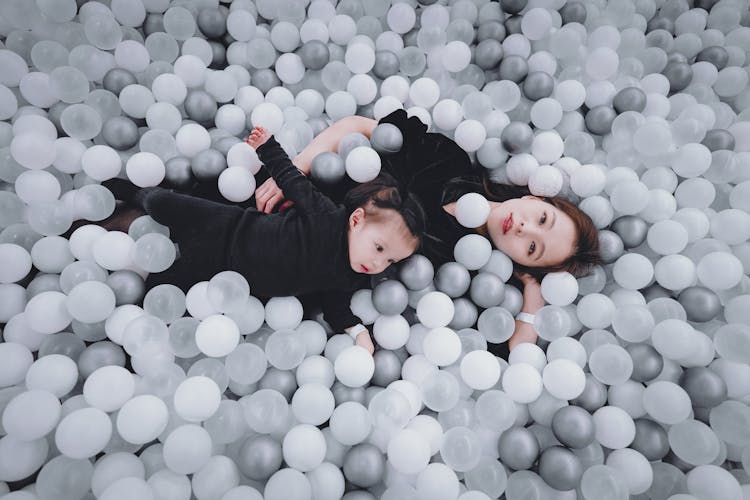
250, 102, 284, 134
334, 346, 374, 387
215, 104, 247, 136
81, 145, 122, 181
265, 296, 304, 330
443, 41, 471, 72
527, 165, 563, 197
455, 192, 490, 228
422, 327, 461, 366
55, 407, 112, 459
83, 366, 134, 412
530, 131, 564, 164
409, 78, 440, 109
275, 53, 305, 84
387, 429, 430, 475
460, 350, 501, 390
373, 314, 410, 350
173, 376, 221, 422
416, 292, 455, 328
125, 152, 166, 188
542, 359, 586, 400
432, 99, 463, 130
502, 363, 543, 403
454, 120, 486, 152
454, 234, 493, 270
93, 231, 135, 271
175, 123, 211, 158
345, 146, 381, 182
506, 153, 539, 185
291, 383, 335, 425
226, 141, 262, 173
0, 244, 32, 284
116, 394, 169, 444
195, 314, 240, 357
282, 424, 326, 472
329, 401, 371, 446
218, 166, 256, 202
570, 164, 606, 197
540, 272, 579, 306
347, 74, 377, 105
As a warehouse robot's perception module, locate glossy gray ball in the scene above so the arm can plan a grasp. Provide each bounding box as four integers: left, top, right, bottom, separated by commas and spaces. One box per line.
164, 156, 194, 190
498, 55, 528, 83
523, 72, 554, 101
504, 15, 522, 35
597, 230, 625, 264
106, 270, 145, 306
678, 367, 727, 408
537, 446, 584, 491
251, 69, 281, 94
560, 2, 587, 24
102, 68, 137, 96
398, 254, 434, 291
470, 272, 505, 308
237, 435, 283, 481
77, 341, 126, 379
191, 148, 226, 182
449, 298, 479, 330
497, 426, 540, 470
370, 123, 403, 154
332, 382, 367, 405
372, 279, 409, 316
701, 128, 735, 152
642, 283, 672, 302
626, 343, 663, 383
500, 0, 527, 15
477, 21, 506, 42
197, 8, 227, 39
647, 16, 675, 34
343, 444, 385, 487
696, 46, 729, 70
208, 41, 226, 69
631, 418, 670, 461
570, 374, 607, 412
337, 132, 371, 161
373, 50, 400, 79
663, 62, 693, 92
372, 350, 402, 387
501, 121, 534, 154
102, 116, 139, 151
551, 405, 596, 449
585, 105, 617, 135
184, 90, 218, 123
678, 286, 721, 322
310, 152, 346, 186
435, 262, 471, 298
613, 87, 647, 113
298, 40, 330, 70
143, 14, 164, 37
475, 39, 504, 70
611, 215, 648, 248
259, 368, 297, 402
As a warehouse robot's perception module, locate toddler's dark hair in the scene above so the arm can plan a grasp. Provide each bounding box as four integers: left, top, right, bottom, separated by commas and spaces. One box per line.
343, 172, 427, 246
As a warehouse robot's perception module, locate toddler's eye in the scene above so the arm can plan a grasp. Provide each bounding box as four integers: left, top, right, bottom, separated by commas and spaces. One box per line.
376, 244, 383, 252
528, 242, 536, 255
540, 212, 547, 224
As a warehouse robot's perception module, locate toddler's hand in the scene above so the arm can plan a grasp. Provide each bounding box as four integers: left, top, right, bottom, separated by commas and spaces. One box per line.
355, 330, 375, 355
245, 126, 270, 149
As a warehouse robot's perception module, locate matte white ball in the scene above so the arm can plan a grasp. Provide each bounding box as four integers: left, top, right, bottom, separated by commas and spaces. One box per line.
416, 291, 455, 328
455, 192, 490, 228
218, 166, 256, 202
195, 314, 240, 357
345, 146, 381, 182
173, 376, 221, 422
460, 350, 501, 390
334, 346, 374, 387
454, 120, 486, 152
541, 272, 579, 306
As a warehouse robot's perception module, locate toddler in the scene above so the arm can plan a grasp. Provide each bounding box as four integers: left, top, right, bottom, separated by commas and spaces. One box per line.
104, 126, 426, 353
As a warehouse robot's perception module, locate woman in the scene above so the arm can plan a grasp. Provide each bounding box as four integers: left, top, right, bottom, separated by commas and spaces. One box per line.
253, 109, 601, 352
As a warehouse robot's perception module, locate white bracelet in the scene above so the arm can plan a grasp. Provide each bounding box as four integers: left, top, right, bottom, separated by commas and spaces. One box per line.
346, 323, 367, 340
515, 312, 536, 325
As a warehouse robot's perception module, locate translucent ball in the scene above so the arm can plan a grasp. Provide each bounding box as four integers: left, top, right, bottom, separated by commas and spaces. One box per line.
420, 369, 459, 412
533, 305, 572, 342
569, 163, 606, 197
387, 3, 416, 34
334, 346, 374, 387
264, 469, 311, 500
531, 131, 564, 164
593, 406, 635, 449
542, 359, 586, 400
642, 381, 692, 425
541, 272, 578, 306
454, 234, 492, 270
276, 53, 305, 84
282, 424, 326, 472
433, 99, 464, 130
672, 143, 712, 178
81, 145, 122, 182
696, 251, 743, 290
162, 424, 213, 474
15, 170, 61, 205
502, 363, 543, 403
175, 123, 211, 158
2, 390, 61, 441
589, 344, 633, 386
345, 146, 381, 183
423, 327, 462, 366
443, 41, 472, 73
291, 383, 335, 425
24, 291, 72, 334
417, 292, 455, 329
250, 102, 284, 133
522, 8, 553, 40
10, 133, 56, 170
265, 296, 303, 330
330, 401, 371, 445
265, 329, 306, 370
173, 376, 221, 422
605, 448, 653, 495
409, 78, 440, 109
55, 407, 112, 459
454, 120, 486, 152
459, 350, 501, 390
373, 315, 410, 350
530, 98, 563, 130
116, 394, 169, 444
195, 314, 240, 357
345, 43, 376, 74
66, 280, 116, 323
387, 429, 430, 475
83, 365, 134, 412
0, 244, 32, 284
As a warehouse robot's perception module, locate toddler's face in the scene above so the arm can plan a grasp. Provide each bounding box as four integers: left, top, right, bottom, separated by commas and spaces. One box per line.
348, 209, 417, 275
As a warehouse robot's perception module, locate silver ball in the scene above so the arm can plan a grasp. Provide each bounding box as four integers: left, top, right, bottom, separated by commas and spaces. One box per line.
448, 298, 479, 330
398, 255, 434, 291
678, 286, 721, 322
298, 40, 330, 70
259, 368, 297, 402
435, 262, 471, 298
469, 272, 505, 308
102, 116, 139, 151
626, 343, 663, 383
191, 148, 226, 182
597, 230, 625, 264
372, 350, 402, 387
551, 406, 595, 449
106, 270, 145, 306
678, 367, 727, 408
497, 426, 539, 470
371, 279, 409, 316
310, 152, 346, 186
184, 90, 218, 123
343, 444, 385, 488
537, 446, 584, 491
370, 123, 403, 155
631, 418, 670, 461
611, 216, 648, 248
500, 121, 534, 154
237, 435, 283, 481
585, 105, 617, 135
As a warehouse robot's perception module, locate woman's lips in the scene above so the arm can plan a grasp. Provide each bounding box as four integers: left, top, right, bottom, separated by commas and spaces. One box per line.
361, 265, 369, 272
503, 214, 513, 234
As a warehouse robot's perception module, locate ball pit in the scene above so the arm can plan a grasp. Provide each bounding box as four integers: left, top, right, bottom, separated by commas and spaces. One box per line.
1, 0, 750, 499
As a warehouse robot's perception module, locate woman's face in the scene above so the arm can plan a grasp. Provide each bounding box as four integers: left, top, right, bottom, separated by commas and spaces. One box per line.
485, 196, 577, 268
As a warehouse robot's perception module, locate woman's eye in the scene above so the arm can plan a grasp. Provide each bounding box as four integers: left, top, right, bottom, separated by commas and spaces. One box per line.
529, 242, 536, 255
540, 212, 547, 224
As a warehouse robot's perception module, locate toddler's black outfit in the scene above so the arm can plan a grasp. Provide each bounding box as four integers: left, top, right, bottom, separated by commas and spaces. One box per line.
122, 137, 368, 331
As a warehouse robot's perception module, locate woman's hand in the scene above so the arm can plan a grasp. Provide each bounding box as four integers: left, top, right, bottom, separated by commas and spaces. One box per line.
514, 270, 540, 288
255, 177, 293, 213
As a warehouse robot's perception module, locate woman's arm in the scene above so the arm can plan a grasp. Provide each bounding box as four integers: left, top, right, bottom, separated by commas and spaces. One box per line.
508, 274, 545, 351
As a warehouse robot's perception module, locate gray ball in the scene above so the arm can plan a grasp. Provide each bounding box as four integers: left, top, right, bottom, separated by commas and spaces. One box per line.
208, 41, 226, 69
372, 279, 409, 316
310, 152, 346, 186
523, 71, 554, 101
551, 406, 596, 450
398, 254, 434, 291
477, 21, 506, 42
337, 132, 371, 161
626, 343, 663, 383
448, 298, 479, 330
498, 55, 528, 83
372, 350, 402, 387
332, 381, 367, 405
500, 0, 527, 15
701, 128, 735, 152
343, 444, 385, 487
106, 270, 145, 306
435, 262, 471, 298
642, 283, 672, 302
663, 62, 693, 92
597, 230, 625, 264
631, 418, 670, 461
308, 117, 331, 137
667, 52, 688, 65
370, 123, 403, 155
560, 2, 587, 24
163, 156, 194, 190
373, 50, 400, 79
184, 90, 218, 123
237, 435, 283, 481
504, 15, 523, 35
77, 341, 126, 379
647, 16, 675, 34
47, 102, 70, 136
197, 8, 227, 39
103, 68, 137, 96
251, 69, 281, 94
678, 286, 721, 322
39, 332, 87, 361
537, 446, 584, 491
475, 39, 504, 70
191, 148, 226, 182
497, 426, 540, 470
611, 215, 648, 248
696, 46, 729, 70
585, 105, 617, 135
570, 374, 607, 412
102, 116, 139, 151
298, 40, 330, 70
259, 368, 297, 402
469, 272, 505, 308
678, 367, 727, 408
143, 14, 164, 37
501, 121, 534, 154
613, 87, 647, 113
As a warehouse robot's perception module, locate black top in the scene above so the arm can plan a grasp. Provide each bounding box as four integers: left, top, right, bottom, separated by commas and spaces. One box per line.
139, 137, 367, 331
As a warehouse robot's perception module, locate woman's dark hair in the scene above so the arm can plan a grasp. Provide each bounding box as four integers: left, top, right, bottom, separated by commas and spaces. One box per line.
344, 172, 427, 246
482, 175, 602, 280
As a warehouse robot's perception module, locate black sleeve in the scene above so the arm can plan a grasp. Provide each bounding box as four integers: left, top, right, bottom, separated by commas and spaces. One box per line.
255, 137, 339, 213
377, 109, 478, 210
319, 290, 362, 332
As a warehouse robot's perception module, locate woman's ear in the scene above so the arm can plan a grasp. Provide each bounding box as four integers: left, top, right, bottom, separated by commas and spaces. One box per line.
349, 207, 365, 231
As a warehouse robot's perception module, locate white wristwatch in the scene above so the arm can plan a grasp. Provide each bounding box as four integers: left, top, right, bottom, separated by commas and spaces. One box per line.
515, 312, 536, 325
346, 323, 367, 340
